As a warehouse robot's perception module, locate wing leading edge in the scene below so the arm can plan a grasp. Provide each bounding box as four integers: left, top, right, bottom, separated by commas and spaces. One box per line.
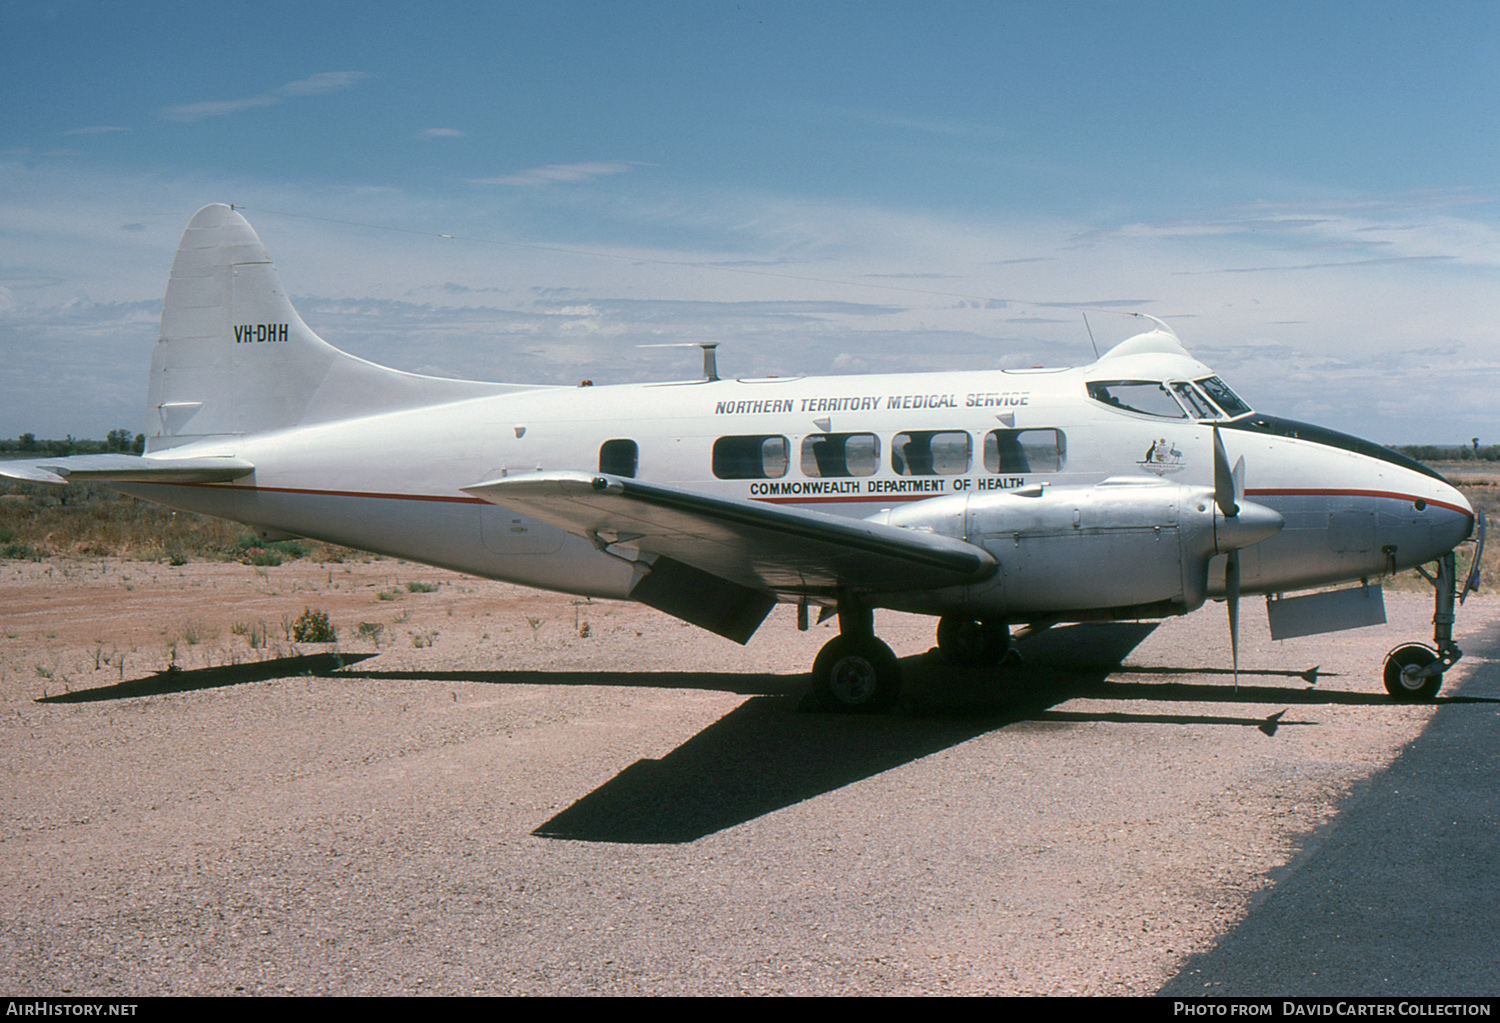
463, 470, 997, 642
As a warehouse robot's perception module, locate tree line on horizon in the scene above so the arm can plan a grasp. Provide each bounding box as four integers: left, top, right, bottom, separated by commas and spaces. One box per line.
0, 432, 146, 458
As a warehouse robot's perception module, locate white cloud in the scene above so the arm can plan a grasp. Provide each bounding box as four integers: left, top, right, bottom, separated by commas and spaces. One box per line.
2, 164, 1498, 444
159, 72, 369, 122
469, 162, 638, 187
275, 71, 368, 97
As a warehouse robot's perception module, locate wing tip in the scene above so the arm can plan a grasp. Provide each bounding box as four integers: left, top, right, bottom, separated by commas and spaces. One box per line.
0, 464, 67, 486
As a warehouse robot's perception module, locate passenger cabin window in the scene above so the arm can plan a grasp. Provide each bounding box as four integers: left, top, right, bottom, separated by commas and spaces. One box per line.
984, 429, 1065, 474
599, 438, 638, 477
713, 435, 789, 479
1086, 380, 1188, 418
892, 431, 971, 476
801, 433, 880, 478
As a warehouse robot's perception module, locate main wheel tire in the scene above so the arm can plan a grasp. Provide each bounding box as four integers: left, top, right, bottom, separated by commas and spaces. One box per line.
936, 616, 1010, 666
811, 635, 901, 713
1383, 643, 1442, 702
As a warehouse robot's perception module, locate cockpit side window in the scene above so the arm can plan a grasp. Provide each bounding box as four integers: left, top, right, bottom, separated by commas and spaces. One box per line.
1196, 376, 1251, 417
1086, 380, 1188, 418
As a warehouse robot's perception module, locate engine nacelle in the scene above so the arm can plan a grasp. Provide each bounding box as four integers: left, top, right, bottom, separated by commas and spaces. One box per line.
867, 478, 1254, 619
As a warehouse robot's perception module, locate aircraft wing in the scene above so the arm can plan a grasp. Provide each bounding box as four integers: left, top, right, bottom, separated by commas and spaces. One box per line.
464, 470, 996, 625
0, 454, 254, 486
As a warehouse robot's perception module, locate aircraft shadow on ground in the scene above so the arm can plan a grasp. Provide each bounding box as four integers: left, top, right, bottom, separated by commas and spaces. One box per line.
35, 652, 377, 703
45, 625, 1493, 843
348, 621, 1495, 844
511, 621, 1424, 844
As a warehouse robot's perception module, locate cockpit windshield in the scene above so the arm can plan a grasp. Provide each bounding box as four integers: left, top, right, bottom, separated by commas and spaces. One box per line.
1196, 376, 1251, 417
1087, 376, 1253, 421
1171, 382, 1221, 419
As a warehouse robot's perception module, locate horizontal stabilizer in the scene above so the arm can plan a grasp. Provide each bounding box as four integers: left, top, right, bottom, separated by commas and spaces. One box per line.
462, 470, 996, 599
0, 453, 254, 487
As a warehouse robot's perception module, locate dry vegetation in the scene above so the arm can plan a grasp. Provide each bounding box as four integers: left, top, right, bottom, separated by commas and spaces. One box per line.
0, 481, 358, 564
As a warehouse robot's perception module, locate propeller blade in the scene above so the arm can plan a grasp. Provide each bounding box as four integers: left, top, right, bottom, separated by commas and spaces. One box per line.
1226, 548, 1241, 691
1213, 425, 1239, 518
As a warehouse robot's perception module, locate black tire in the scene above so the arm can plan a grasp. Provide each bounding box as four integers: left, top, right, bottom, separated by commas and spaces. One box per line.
936, 616, 1010, 666
1383, 643, 1442, 702
811, 635, 901, 713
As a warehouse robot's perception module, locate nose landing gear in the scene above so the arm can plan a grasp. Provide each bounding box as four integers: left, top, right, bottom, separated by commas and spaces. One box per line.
1384, 538, 1480, 701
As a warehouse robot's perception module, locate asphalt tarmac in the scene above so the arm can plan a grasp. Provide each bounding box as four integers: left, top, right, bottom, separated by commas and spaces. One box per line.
1160, 616, 1500, 997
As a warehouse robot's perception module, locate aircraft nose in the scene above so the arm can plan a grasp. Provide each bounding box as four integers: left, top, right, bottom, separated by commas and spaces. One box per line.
1379, 468, 1475, 571
1429, 477, 1476, 550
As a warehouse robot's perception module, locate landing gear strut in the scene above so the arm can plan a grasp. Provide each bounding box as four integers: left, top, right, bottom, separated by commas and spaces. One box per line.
811, 597, 901, 713
1384, 550, 1466, 702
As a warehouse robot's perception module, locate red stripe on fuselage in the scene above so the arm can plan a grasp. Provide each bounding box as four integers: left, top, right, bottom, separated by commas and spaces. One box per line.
1245, 487, 1473, 520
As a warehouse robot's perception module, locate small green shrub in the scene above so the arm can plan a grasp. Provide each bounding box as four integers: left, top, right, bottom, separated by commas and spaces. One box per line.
291, 608, 336, 644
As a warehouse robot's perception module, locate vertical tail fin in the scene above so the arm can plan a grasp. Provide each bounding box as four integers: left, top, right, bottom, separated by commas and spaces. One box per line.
146, 204, 523, 450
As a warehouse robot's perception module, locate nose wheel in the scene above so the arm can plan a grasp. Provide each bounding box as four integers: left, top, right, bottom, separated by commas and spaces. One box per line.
1383, 643, 1442, 702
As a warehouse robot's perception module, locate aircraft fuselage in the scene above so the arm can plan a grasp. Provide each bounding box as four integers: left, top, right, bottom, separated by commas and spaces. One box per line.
113, 358, 1473, 625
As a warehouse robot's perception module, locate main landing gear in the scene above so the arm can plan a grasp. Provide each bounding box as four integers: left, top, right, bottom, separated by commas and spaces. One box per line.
809, 606, 1018, 713
1384, 547, 1476, 702
935, 615, 1012, 667
810, 598, 901, 713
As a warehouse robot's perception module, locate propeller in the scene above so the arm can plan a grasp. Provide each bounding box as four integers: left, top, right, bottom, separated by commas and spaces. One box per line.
1213, 425, 1250, 689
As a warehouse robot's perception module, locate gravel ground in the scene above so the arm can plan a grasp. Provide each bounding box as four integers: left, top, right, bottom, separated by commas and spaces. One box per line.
0, 556, 1493, 996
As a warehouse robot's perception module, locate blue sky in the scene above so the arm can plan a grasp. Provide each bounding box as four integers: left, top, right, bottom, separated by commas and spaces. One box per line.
3, 0, 1499, 442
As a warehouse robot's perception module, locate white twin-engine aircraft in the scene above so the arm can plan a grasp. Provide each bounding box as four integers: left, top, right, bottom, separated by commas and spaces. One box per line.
3, 205, 1484, 710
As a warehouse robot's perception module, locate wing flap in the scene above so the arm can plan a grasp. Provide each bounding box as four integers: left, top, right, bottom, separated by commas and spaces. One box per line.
462, 470, 996, 597
0, 454, 254, 486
